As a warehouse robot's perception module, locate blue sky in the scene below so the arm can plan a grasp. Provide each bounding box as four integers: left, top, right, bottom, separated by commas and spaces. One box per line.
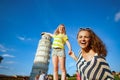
0, 0, 120, 76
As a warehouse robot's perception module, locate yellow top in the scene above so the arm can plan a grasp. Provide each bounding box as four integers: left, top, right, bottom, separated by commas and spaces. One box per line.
52, 34, 68, 49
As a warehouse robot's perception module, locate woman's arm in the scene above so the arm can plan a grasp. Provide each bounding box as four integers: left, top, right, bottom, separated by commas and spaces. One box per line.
69, 51, 78, 61
66, 40, 78, 61
66, 40, 72, 51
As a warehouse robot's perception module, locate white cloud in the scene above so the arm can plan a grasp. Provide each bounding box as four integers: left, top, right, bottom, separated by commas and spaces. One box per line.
115, 12, 120, 22
2, 54, 15, 58
0, 65, 9, 70
27, 38, 32, 40
0, 44, 4, 49
4, 61, 16, 64
0, 44, 8, 52
17, 36, 25, 41
0, 44, 14, 52
17, 36, 32, 41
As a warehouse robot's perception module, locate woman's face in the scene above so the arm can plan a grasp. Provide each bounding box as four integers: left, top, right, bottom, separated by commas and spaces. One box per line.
58, 25, 64, 33
77, 31, 91, 49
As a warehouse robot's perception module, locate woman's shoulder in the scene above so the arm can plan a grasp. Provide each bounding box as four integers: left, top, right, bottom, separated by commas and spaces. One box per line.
95, 55, 106, 60
94, 55, 108, 65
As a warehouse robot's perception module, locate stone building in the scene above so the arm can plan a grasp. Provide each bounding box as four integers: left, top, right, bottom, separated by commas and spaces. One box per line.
29, 33, 52, 80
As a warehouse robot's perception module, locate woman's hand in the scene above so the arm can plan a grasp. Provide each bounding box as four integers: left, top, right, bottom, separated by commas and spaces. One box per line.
69, 51, 78, 61
68, 50, 72, 55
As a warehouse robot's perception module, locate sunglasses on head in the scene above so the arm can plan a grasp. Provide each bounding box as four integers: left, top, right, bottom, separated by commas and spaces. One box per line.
80, 28, 90, 30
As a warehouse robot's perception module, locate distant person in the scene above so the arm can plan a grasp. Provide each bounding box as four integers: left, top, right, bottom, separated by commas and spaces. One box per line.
35, 74, 40, 80
45, 75, 50, 80
112, 71, 116, 76
70, 28, 114, 80
48, 75, 53, 80
42, 24, 77, 80
112, 71, 120, 80
39, 71, 46, 80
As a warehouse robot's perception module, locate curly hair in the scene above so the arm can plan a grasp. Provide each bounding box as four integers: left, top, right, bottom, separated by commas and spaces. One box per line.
77, 28, 107, 57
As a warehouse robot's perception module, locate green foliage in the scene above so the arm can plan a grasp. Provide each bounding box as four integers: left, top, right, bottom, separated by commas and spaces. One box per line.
72, 74, 76, 77
66, 73, 70, 77
114, 75, 120, 80
68, 77, 76, 80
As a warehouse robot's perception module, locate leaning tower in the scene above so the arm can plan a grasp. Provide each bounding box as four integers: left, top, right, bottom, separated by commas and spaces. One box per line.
29, 33, 52, 80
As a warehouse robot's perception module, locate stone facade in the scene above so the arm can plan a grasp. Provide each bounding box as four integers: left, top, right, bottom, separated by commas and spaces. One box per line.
29, 34, 52, 80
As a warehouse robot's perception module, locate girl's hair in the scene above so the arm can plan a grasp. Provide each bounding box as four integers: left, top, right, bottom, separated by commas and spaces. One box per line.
54, 24, 66, 35
77, 28, 107, 57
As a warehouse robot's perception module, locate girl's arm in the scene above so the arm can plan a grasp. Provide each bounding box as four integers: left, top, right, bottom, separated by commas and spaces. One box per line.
66, 40, 72, 51
66, 40, 78, 61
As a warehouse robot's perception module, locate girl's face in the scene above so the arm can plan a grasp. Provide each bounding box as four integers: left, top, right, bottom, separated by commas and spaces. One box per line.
58, 25, 64, 33
77, 31, 91, 49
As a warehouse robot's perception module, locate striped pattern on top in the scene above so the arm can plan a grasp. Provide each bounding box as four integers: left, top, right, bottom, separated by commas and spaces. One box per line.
52, 34, 68, 49
76, 51, 114, 80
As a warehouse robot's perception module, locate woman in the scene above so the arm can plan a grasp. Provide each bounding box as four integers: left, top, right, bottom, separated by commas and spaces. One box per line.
70, 28, 114, 80
43, 24, 77, 80
35, 74, 40, 80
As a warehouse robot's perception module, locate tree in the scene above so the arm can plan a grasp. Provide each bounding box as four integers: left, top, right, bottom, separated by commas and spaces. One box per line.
0, 56, 3, 63
72, 74, 76, 77
66, 73, 70, 77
